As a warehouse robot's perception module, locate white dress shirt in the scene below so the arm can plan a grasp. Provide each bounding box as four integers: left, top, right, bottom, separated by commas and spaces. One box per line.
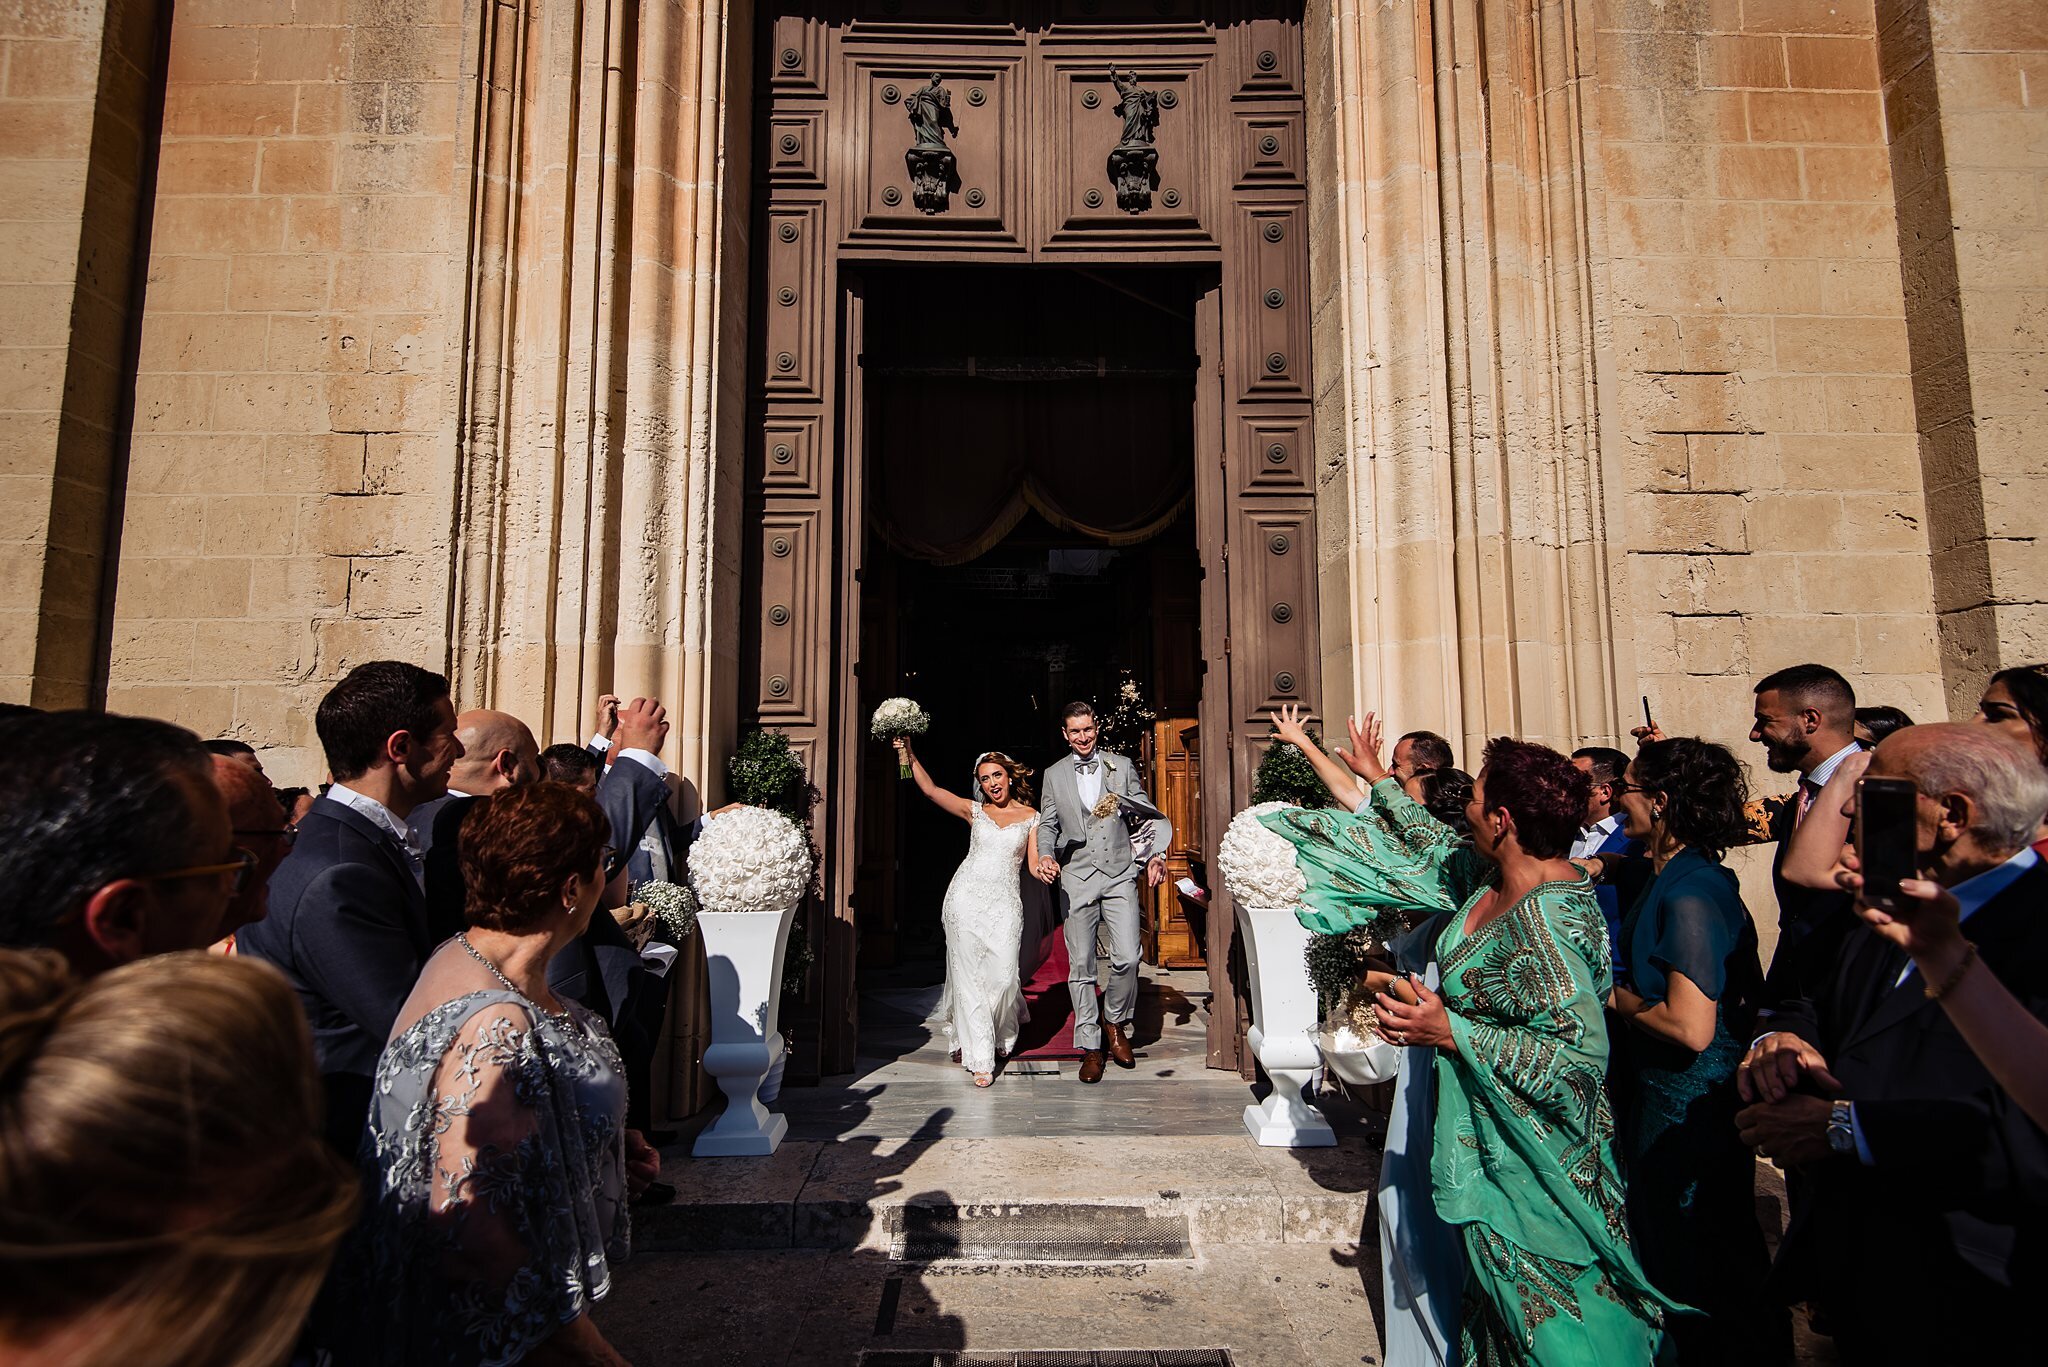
1570, 813, 1623, 861
327, 782, 426, 889
1075, 753, 1105, 809
588, 733, 668, 779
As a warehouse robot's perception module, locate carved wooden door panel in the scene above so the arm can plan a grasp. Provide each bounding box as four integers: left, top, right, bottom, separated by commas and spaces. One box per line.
746, 1, 1317, 1076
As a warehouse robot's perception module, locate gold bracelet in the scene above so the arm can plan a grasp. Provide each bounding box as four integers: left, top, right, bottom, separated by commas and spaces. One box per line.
1923, 941, 1979, 1002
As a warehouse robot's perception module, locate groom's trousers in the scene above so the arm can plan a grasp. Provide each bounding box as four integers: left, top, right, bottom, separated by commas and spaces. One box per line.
1061, 877, 1141, 1051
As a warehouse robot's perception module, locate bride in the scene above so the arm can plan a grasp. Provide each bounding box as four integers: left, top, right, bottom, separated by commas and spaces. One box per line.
894, 738, 1038, 1087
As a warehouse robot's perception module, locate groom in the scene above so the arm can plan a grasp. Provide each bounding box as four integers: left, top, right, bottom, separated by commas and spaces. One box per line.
1034, 701, 1171, 1085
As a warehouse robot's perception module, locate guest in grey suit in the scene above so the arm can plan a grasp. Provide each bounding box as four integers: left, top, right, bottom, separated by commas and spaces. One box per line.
1034, 701, 1171, 1084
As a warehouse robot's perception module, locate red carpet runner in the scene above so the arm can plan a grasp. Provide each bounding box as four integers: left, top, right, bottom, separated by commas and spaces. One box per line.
1009, 924, 1084, 1059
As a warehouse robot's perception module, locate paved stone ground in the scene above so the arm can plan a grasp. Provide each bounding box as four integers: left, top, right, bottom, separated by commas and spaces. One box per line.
595, 966, 1839, 1365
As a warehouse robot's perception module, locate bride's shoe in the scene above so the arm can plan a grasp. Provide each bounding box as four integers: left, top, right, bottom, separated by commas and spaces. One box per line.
973, 1071, 994, 1087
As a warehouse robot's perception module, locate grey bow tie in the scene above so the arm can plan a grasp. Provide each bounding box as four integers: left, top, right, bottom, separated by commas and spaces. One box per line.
1076, 760, 1099, 775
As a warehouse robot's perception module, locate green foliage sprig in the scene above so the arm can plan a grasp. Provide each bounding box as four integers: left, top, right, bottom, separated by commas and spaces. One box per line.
727, 728, 808, 820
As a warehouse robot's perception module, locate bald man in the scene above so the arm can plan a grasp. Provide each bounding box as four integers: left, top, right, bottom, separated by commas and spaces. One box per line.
211, 754, 291, 944
415, 708, 540, 942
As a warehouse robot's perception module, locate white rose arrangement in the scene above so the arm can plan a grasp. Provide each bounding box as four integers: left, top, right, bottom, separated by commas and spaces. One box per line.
1215, 800, 1309, 912
632, 879, 700, 943
687, 805, 813, 916
870, 697, 930, 778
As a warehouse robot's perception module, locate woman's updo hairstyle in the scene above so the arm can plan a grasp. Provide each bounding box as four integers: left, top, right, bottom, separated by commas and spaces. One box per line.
459, 781, 612, 933
1414, 767, 1475, 836
1632, 737, 1751, 860
0, 949, 356, 1367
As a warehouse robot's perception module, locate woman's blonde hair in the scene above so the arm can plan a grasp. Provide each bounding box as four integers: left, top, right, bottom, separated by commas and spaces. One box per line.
0, 949, 358, 1366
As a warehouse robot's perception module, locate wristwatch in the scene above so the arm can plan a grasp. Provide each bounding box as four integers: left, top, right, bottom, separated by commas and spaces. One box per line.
1825, 1099, 1855, 1156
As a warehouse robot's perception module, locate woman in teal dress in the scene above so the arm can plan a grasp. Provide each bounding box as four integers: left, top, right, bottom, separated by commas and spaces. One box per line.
1599, 738, 1788, 1365
1265, 708, 1674, 1366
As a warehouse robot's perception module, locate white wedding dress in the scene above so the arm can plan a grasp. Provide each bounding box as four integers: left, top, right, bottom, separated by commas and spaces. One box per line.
935, 804, 1035, 1075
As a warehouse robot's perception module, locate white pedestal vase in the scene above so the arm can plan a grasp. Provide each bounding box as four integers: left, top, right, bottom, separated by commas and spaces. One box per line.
693, 905, 799, 1157
1236, 902, 1337, 1147
757, 1042, 789, 1105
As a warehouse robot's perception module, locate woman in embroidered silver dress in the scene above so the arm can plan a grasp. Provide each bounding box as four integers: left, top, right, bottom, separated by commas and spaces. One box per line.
316, 782, 660, 1366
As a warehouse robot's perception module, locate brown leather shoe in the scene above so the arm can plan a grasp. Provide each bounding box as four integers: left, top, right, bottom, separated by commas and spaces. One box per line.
1105, 1020, 1136, 1068
1078, 1049, 1106, 1084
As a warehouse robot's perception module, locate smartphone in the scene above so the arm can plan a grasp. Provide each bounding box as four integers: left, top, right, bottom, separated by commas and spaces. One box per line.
1854, 776, 1920, 913
1641, 695, 1655, 731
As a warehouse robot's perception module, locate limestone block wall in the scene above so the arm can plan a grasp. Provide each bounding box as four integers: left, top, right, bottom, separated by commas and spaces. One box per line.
0, 0, 157, 708
1593, 0, 1946, 751
1304, 0, 1948, 766
104, 0, 467, 780
1880, 0, 2048, 710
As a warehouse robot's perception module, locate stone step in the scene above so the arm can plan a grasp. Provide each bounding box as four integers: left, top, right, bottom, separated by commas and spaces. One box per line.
633, 1133, 1380, 1256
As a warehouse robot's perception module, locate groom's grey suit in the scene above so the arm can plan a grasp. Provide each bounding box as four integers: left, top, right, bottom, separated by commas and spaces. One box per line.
1036, 749, 1172, 1052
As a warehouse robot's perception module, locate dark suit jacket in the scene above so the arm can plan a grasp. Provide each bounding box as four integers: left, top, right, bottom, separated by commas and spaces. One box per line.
422, 794, 476, 947
597, 751, 686, 889
1587, 824, 1644, 973
1769, 860, 2048, 1334
235, 797, 433, 1155
1760, 792, 1860, 1010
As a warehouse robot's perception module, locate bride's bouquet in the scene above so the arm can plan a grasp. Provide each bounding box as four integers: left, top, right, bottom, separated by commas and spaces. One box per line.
870, 696, 930, 778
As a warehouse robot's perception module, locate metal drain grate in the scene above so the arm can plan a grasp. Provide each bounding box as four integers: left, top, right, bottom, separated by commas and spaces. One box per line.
888, 1203, 1193, 1262
861, 1352, 1234, 1366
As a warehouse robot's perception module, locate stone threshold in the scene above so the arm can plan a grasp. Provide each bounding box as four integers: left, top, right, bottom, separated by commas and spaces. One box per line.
635, 1133, 1380, 1254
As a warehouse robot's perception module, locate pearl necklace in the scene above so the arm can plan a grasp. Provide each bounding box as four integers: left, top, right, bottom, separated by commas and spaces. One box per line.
456, 932, 573, 1022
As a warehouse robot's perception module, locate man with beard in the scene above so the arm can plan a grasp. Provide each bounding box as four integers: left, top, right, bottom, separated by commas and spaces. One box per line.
1750, 663, 1863, 1011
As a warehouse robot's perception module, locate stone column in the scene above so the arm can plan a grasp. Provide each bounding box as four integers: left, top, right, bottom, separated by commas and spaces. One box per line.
1305, 0, 1620, 756
0, 0, 159, 708
1880, 0, 2048, 706
448, 0, 747, 807
444, 0, 750, 1123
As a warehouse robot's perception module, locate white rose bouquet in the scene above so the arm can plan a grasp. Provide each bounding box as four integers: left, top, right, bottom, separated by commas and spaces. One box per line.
1215, 800, 1308, 912
632, 879, 700, 943
870, 696, 930, 778
687, 805, 813, 916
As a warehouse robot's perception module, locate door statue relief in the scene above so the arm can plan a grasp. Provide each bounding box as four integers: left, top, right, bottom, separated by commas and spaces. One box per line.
904, 74, 960, 215
1107, 70, 1160, 214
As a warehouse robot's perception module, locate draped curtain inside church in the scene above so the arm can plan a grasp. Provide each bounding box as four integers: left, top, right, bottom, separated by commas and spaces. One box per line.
870, 375, 1194, 564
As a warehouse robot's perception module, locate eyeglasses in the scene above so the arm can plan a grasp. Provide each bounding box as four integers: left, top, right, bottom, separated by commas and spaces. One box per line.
1609, 780, 1648, 797
148, 848, 259, 897
234, 825, 298, 849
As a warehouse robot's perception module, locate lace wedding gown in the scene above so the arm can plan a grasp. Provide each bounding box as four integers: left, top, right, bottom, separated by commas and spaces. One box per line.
936, 804, 1035, 1075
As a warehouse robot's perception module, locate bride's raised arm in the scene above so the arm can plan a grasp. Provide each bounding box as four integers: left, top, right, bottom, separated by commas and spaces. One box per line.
894, 737, 977, 821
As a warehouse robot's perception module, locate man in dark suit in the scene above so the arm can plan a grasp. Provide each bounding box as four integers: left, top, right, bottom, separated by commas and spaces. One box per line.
588, 695, 687, 889
417, 708, 540, 944
237, 661, 462, 1155
1751, 663, 1865, 1011
1570, 745, 1645, 973
1737, 724, 2048, 1363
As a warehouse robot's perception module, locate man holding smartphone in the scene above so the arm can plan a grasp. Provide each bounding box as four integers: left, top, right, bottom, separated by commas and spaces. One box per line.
1734, 724, 2048, 1363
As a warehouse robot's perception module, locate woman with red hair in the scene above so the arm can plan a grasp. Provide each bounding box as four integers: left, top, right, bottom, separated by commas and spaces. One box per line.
1266, 708, 1675, 1366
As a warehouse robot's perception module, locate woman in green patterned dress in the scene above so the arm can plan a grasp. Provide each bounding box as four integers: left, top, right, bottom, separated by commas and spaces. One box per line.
1265, 707, 1675, 1366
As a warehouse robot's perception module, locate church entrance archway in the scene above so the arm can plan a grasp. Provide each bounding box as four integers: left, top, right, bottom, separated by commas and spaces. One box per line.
739, 2, 1320, 1078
